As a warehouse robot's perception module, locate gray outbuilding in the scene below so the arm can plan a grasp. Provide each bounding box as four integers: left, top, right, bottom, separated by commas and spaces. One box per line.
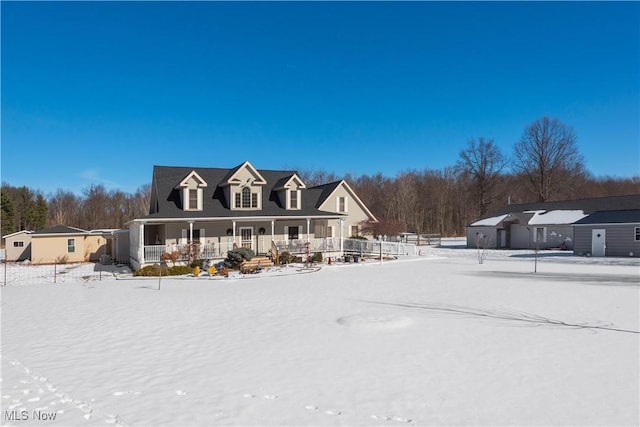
573, 209, 640, 257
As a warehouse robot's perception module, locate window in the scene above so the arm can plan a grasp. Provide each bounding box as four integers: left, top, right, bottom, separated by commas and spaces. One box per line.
13, 241, 24, 247
337, 196, 347, 213
242, 187, 251, 208
635, 227, 640, 241
67, 239, 76, 253
234, 187, 259, 209
326, 226, 333, 238
533, 227, 546, 243
188, 189, 198, 210
288, 226, 299, 240
290, 190, 298, 209
350, 225, 359, 237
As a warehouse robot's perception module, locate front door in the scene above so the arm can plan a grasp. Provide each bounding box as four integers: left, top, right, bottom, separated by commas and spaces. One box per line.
239, 227, 253, 251
498, 229, 507, 248
591, 229, 606, 257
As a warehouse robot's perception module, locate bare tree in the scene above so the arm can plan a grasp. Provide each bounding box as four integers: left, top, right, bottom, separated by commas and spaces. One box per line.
131, 184, 151, 218
82, 184, 111, 230
456, 137, 507, 216
47, 189, 79, 226
296, 168, 340, 187
513, 117, 586, 202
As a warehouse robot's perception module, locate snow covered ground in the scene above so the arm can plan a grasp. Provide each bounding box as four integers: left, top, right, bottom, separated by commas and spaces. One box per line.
1, 239, 638, 426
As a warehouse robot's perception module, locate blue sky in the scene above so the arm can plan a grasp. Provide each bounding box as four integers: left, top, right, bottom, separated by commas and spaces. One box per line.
2, 1, 638, 195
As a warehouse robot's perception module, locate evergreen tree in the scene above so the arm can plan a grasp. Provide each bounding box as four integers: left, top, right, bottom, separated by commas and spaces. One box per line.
1, 191, 16, 236
33, 193, 48, 230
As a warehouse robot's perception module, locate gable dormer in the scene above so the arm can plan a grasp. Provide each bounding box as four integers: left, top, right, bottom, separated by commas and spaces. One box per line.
274, 174, 306, 210
222, 161, 267, 210
177, 170, 207, 211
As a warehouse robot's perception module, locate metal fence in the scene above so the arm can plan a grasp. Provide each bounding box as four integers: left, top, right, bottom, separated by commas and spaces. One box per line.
1, 261, 132, 287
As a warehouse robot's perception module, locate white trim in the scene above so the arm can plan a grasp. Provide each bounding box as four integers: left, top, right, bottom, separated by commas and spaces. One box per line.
225, 161, 267, 186
178, 170, 208, 188
2, 230, 33, 239
275, 174, 307, 190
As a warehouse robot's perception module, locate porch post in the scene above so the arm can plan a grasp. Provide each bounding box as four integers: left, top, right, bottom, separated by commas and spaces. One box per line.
271, 220, 275, 246
189, 221, 194, 245
139, 222, 145, 265
339, 218, 344, 256
232, 220, 236, 246
306, 218, 311, 242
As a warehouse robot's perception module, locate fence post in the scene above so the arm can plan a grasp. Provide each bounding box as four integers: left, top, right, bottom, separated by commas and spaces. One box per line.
54, 261, 57, 284
3, 260, 6, 287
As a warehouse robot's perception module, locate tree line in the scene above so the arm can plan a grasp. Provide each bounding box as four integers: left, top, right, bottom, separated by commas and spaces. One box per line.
1, 183, 151, 237
1, 117, 638, 238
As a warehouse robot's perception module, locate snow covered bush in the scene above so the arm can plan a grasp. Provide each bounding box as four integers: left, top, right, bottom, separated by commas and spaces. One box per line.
224, 248, 255, 269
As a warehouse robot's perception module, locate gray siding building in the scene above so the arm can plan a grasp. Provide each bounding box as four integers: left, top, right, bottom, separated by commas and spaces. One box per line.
573, 210, 640, 257
466, 194, 640, 250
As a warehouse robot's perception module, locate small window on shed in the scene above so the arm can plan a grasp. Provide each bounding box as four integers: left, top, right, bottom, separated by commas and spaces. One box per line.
635, 227, 640, 242
13, 241, 24, 247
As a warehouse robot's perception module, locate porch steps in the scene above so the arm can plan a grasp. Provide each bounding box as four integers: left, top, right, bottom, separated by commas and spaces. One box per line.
240, 256, 275, 271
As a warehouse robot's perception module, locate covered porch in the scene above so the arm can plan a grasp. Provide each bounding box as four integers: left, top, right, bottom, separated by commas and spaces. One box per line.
129, 216, 349, 269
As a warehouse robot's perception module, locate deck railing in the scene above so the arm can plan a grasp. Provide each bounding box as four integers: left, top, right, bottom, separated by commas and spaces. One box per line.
272, 238, 416, 257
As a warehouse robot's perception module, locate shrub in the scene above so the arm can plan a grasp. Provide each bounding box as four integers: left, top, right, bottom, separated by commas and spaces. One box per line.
55, 255, 69, 264
133, 265, 165, 277
190, 258, 205, 269
225, 248, 255, 269
169, 265, 192, 275
311, 252, 323, 263
278, 251, 295, 265
133, 264, 194, 277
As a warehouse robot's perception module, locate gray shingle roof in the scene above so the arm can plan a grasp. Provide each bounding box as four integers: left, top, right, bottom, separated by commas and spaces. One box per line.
144, 165, 346, 220
32, 225, 89, 235
488, 194, 640, 217
573, 209, 640, 225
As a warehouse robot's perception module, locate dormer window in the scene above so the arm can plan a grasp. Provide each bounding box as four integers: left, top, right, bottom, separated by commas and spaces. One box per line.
184, 187, 203, 210
188, 189, 198, 209
275, 174, 305, 211
289, 189, 299, 210
234, 187, 260, 209
178, 170, 207, 211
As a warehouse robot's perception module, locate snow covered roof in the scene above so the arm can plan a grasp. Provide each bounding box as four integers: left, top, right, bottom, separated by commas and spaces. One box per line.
470, 214, 509, 227
527, 210, 587, 225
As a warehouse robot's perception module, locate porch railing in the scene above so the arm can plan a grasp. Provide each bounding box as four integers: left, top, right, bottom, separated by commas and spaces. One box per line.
143, 238, 417, 265
143, 243, 231, 264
